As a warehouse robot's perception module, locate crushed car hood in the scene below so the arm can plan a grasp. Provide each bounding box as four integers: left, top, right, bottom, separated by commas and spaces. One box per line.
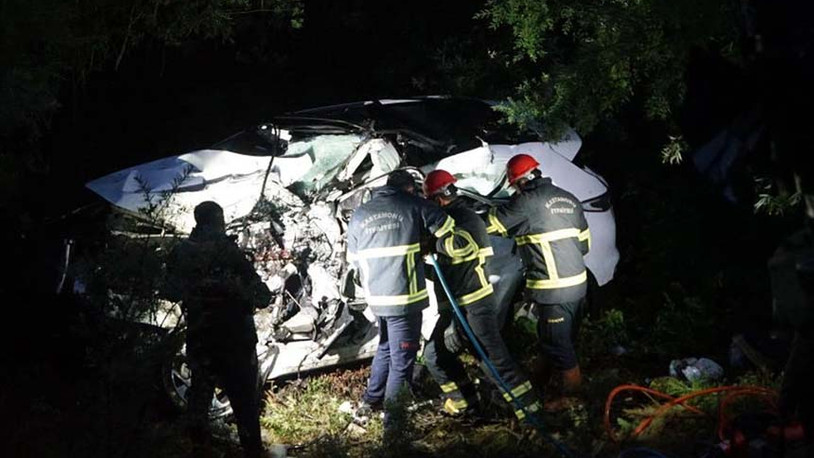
85, 137, 601, 232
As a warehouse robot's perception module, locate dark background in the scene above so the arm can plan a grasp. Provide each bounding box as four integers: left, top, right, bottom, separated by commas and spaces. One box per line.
1, 0, 812, 455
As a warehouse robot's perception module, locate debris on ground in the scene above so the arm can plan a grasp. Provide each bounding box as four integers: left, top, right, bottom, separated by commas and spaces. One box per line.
668, 357, 724, 383
266, 444, 288, 458
338, 400, 355, 415
344, 422, 368, 439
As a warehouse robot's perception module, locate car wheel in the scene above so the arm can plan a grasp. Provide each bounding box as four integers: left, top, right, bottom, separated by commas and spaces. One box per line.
161, 336, 234, 419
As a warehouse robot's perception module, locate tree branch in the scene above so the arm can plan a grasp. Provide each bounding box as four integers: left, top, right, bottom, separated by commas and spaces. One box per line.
115, 3, 139, 71
228, 9, 277, 16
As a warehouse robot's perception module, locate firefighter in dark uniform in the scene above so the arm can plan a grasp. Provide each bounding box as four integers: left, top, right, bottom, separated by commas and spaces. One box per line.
421, 170, 543, 422
484, 154, 591, 405
346, 170, 458, 423
164, 201, 271, 458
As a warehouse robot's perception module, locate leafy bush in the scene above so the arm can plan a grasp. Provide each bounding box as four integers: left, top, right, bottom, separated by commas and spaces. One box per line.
644, 290, 717, 359
478, 0, 739, 139
578, 308, 630, 366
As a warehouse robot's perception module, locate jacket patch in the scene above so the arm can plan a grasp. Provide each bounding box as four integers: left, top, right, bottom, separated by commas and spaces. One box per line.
364, 221, 401, 234
546, 317, 566, 324
546, 197, 577, 214
361, 212, 404, 234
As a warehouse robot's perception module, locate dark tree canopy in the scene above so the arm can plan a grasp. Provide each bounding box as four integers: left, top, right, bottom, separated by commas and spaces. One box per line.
477, 0, 741, 138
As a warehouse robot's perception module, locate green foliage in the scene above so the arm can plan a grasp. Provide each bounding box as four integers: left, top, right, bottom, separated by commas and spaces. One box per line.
660, 135, 686, 165
0, 164, 201, 458
432, 37, 506, 96
134, 164, 194, 230
735, 370, 781, 391
261, 377, 352, 445
381, 388, 419, 455
754, 192, 802, 216
585, 309, 629, 346
72, 167, 191, 341
645, 290, 717, 359
753, 176, 802, 216
578, 308, 630, 366
607, 372, 780, 448
478, 0, 739, 139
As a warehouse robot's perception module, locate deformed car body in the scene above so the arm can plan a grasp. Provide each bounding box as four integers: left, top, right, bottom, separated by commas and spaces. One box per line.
82, 96, 619, 415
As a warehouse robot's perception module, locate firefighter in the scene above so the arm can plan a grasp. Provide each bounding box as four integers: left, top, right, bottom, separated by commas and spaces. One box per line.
484, 154, 591, 406
421, 169, 543, 422
346, 170, 458, 426
164, 201, 271, 458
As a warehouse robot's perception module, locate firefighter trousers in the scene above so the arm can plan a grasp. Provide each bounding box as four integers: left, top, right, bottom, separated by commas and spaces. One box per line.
423, 298, 540, 418
363, 312, 423, 405
534, 297, 585, 371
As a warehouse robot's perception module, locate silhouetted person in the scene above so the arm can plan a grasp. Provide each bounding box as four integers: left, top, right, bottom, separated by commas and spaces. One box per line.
165, 201, 271, 458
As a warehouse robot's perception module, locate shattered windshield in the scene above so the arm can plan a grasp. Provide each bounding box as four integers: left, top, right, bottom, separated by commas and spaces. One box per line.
275, 134, 364, 196
454, 167, 511, 198
422, 145, 512, 198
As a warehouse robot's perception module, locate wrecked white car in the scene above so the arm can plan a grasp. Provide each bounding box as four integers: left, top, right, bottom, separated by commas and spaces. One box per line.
80, 97, 619, 416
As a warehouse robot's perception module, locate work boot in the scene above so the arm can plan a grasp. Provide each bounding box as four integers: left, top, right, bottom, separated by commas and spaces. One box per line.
441, 395, 470, 416
561, 366, 582, 394
543, 366, 583, 412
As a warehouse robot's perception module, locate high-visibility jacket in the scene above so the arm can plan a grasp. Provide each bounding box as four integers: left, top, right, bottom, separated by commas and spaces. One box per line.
485, 177, 590, 304
434, 199, 495, 307
347, 186, 457, 317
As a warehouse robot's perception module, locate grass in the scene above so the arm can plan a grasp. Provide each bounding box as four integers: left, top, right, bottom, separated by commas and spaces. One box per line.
261, 375, 356, 445
240, 303, 781, 458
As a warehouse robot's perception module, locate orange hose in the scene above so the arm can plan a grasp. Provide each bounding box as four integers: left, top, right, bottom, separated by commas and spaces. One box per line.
604, 384, 778, 444
604, 384, 706, 443
716, 389, 778, 441
632, 386, 775, 437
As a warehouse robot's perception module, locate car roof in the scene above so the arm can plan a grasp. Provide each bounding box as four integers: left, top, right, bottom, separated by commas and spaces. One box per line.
214, 97, 541, 157
286, 96, 532, 143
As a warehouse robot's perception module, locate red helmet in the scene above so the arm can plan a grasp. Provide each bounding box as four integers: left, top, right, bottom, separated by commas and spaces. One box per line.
423, 169, 457, 197
506, 154, 540, 185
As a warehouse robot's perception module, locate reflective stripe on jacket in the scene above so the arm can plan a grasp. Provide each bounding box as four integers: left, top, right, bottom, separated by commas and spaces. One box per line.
347, 186, 456, 317
485, 177, 590, 304
435, 200, 495, 307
